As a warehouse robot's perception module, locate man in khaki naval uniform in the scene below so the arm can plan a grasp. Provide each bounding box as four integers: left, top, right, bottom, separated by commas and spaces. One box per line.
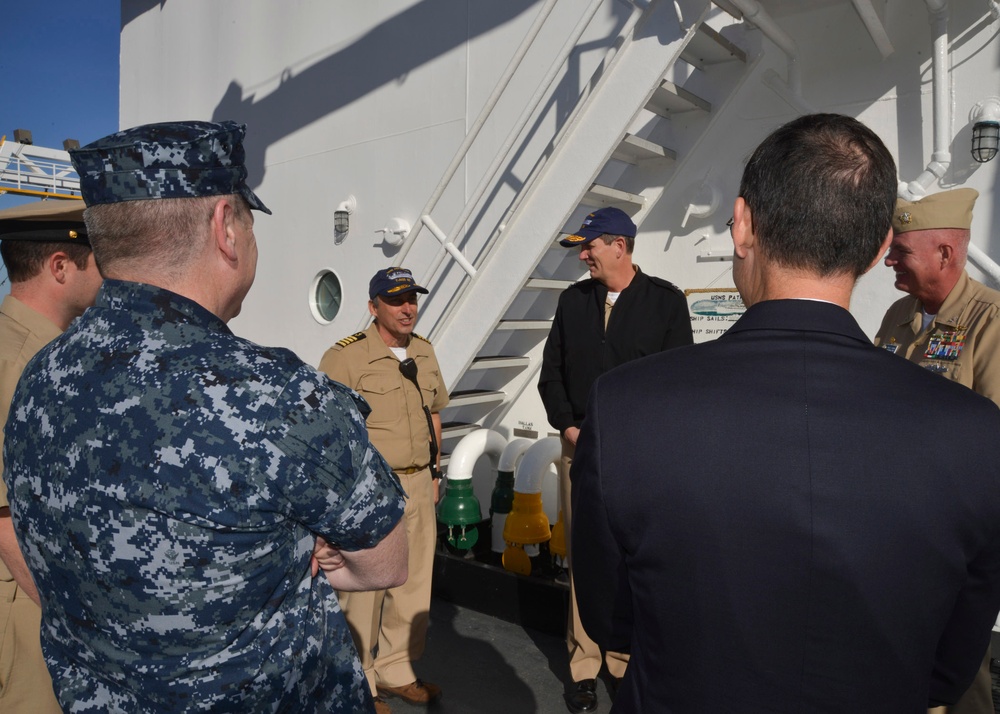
874, 187, 1000, 714
319, 267, 448, 714
0, 201, 102, 712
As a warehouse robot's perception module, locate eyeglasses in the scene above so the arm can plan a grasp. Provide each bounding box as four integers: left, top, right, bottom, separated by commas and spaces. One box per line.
726, 218, 734, 236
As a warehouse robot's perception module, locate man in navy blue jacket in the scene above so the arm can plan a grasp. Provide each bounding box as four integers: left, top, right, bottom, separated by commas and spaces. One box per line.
571, 114, 1000, 712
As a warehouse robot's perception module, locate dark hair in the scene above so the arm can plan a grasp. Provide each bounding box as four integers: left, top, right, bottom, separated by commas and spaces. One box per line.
598, 233, 635, 254
1, 241, 92, 283
739, 113, 897, 278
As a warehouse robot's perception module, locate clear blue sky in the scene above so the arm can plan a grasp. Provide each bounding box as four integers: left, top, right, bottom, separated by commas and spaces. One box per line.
0, 1, 119, 288
0, 2, 119, 203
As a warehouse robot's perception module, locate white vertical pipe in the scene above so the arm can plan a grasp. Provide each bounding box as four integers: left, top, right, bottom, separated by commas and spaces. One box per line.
900, 1, 952, 199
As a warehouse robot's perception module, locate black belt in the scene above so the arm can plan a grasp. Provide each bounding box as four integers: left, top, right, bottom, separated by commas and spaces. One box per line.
394, 465, 429, 475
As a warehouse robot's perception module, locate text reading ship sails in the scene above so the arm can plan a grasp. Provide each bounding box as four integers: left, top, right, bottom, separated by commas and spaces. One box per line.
115, 0, 1000, 622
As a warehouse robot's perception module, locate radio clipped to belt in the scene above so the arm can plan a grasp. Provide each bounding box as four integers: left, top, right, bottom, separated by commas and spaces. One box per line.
398, 358, 440, 479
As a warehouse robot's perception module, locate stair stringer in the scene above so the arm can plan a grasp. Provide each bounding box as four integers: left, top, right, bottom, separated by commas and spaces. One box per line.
433, 0, 715, 390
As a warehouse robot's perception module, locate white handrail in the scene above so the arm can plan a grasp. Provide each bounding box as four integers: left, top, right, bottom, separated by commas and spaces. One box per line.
728, 0, 801, 92
420, 214, 477, 277
410, 0, 619, 284
968, 244, 1000, 287
421, 1, 648, 338
394, 0, 560, 264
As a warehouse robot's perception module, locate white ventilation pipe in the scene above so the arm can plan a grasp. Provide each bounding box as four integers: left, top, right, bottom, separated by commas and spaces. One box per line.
899, 0, 951, 199
503, 437, 562, 557
513, 437, 562, 495
491, 438, 534, 553
499, 438, 533, 473
446, 429, 507, 483
439, 429, 508, 549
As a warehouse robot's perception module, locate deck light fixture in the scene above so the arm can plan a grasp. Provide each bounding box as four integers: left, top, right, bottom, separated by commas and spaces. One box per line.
334, 194, 356, 245
971, 97, 1000, 163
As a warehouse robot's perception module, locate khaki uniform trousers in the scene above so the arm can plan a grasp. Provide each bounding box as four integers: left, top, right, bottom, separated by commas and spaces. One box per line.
0, 581, 60, 712
560, 439, 629, 682
339, 468, 436, 693
929, 647, 994, 714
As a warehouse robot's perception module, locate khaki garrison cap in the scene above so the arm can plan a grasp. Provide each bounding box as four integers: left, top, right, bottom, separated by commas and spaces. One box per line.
893, 188, 978, 234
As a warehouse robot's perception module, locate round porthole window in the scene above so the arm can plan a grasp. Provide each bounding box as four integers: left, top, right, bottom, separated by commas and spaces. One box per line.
310, 270, 343, 324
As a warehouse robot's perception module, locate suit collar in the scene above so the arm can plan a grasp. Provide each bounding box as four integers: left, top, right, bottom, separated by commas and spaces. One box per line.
726, 299, 870, 345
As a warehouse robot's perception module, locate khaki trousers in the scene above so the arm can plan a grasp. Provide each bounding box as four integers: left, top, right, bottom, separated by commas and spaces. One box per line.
0, 580, 60, 712
935, 646, 994, 714
560, 439, 629, 682
340, 468, 436, 692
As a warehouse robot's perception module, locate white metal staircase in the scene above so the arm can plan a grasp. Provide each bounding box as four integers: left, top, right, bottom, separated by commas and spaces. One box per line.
392, 0, 754, 453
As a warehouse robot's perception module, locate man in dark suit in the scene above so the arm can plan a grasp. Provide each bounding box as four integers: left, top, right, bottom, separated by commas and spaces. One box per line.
571, 113, 1000, 712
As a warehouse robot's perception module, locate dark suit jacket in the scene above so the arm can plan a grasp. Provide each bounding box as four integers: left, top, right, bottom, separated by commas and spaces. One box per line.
571, 299, 1000, 713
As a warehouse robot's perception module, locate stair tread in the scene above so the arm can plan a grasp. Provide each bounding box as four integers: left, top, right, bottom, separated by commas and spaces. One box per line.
441, 422, 483, 438
446, 391, 506, 407
525, 277, 574, 290
681, 23, 747, 69
471, 355, 531, 364
612, 133, 677, 164
497, 319, 553, 330
581, 183, 644, 210
646, 80, 711, 117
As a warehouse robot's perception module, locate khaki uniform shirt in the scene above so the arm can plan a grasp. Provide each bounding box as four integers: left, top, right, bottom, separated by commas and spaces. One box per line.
319, 323, 449, 471
0, 293, 62, 713
874, 271, 1000, 406
0, 295, 62, 521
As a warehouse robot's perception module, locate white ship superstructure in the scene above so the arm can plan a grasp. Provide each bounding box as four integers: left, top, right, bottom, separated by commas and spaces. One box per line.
12, 1, 996, 581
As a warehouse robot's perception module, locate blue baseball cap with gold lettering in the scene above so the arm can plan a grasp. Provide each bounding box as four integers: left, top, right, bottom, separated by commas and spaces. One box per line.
69, 120, 271, 214
559, 206, 637, 247
369, 267, 429, 299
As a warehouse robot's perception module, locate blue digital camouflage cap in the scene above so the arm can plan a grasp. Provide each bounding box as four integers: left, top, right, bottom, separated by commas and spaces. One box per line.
69, 120, 271, 214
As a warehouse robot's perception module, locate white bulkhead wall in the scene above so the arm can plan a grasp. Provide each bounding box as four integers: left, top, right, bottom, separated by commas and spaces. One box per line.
119, 0, 629, 364
629, 1, 1000, 339
118, 1, 1000, 363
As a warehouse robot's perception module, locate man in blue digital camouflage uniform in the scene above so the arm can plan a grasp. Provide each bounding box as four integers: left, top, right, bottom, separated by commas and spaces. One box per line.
3, 120, 408, 713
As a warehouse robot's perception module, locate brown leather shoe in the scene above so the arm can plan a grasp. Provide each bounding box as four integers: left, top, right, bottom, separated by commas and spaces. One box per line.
373, 696, 392, 714
377, 679, 442, 705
